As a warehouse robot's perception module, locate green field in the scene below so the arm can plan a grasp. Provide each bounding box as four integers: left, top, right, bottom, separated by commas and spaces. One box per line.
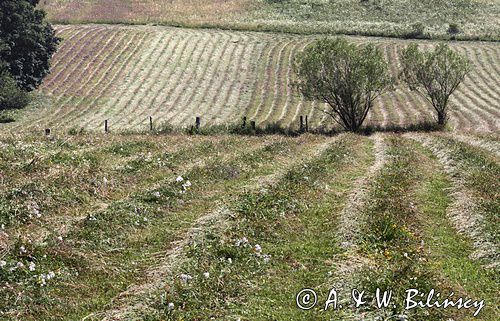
0, 131, 498, 320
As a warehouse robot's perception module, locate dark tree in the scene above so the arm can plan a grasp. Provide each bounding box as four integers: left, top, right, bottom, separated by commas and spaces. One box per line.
0, 0, 59, 92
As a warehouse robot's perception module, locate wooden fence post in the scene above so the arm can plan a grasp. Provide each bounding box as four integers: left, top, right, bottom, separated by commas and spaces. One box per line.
250, 121, 256, 131
300, 116, 304, 131
149, 116, 153, 131
195, 116, 201, 130
105, 119, 109, 133
45, 128, 51, 136
242, 116, 247, 128
305, 115, 309, 132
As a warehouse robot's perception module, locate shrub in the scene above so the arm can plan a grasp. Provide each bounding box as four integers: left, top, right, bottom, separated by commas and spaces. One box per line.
448, 23, 460, 35
0, 72, 30, 110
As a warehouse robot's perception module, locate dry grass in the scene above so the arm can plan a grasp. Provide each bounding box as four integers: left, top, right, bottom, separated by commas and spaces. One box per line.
38, 0, 500, 40
1, 25, 498, 134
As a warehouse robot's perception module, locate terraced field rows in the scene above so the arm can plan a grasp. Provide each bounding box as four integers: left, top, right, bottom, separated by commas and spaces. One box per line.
5, 24, 499, 133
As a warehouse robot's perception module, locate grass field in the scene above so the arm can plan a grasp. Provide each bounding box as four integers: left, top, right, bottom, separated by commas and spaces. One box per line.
2, 24, 498, 134
38, 0, 500, 40
0, 2, 498, 320
0, 131, 498, 320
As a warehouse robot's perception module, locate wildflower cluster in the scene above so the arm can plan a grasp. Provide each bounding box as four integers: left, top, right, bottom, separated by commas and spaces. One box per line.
175, 176, 192, 193
235, 237, 271, 264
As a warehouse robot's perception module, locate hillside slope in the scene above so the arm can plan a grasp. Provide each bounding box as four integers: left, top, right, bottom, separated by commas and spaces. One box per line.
38, 0, 500, 40
3, 24, 499, 133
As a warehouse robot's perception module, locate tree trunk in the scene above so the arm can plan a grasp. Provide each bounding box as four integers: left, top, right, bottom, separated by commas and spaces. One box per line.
437, 111, 446, 125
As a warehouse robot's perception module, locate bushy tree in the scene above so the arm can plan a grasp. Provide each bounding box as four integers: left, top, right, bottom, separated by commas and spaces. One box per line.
400, 43, 470, 125
294, 38, 392, 132
0, 71, 30, 110
0, 0, 59, 92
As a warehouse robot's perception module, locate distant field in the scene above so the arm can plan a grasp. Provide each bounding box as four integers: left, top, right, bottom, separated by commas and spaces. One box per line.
38, 0, 500, 40
5, 24, 498, 133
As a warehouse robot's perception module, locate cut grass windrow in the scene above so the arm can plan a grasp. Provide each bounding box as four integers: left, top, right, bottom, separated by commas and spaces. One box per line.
0, 134, 330, 320
0, 134, 273, 317
169, 31, 232, 127
5, 25, 498, 133
407, 134, 499, 268
100, 134, 334, 320
345, 135, 497, 320
134, 134, 376, 320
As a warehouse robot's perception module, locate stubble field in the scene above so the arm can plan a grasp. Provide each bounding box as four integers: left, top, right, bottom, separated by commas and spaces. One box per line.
4, 24, 499, 134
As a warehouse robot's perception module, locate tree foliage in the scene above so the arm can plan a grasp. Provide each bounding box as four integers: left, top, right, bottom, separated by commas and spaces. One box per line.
0, 0, 59, 92
294, 38, 392, 132
0, 71, 29, 110
400, 43, 470, 125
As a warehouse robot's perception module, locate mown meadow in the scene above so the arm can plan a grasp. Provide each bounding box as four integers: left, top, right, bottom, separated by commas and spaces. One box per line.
0, 130, 498, 320
0, 1, 498, 320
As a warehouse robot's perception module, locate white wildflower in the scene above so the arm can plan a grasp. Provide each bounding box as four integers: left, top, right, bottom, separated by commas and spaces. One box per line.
227, 258, 233, 264
167, 302, 175, 311
403, 252, 409, 258
176, 176, 183, 183
235, 237, 249, 247
31, 204, 41, 218
254, 244, 262, 253
0, 260, 6, 268
47, 271, 55, 279
57, 236, 63, 241
262, 254, 271, 263
20, 246, 26, 254
28, 262, 36, 271
203, 272, 210, 279
16, 261, 24, 269
152, 191, 161, 198
179, 273, 192, 283
182, 180, 192, 188
39, 275, 47, 287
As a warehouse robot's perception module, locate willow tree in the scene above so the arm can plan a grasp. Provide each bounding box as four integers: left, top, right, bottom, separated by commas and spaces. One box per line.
294, 38, 392, 132
400, 43, 470, 125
